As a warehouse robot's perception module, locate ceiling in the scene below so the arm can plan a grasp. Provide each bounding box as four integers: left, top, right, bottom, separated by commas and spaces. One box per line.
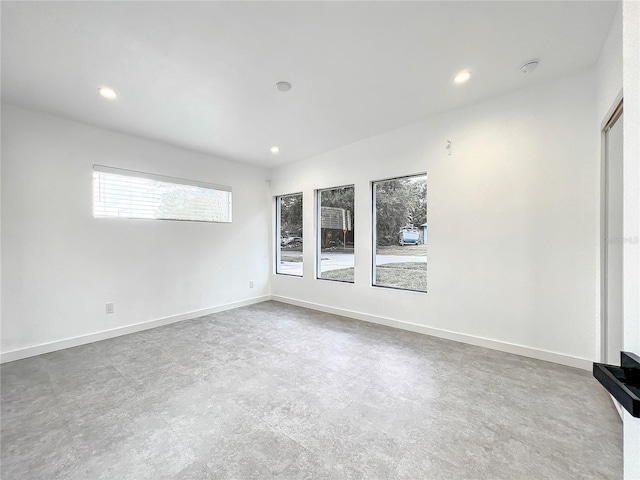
1, 1, 618, 168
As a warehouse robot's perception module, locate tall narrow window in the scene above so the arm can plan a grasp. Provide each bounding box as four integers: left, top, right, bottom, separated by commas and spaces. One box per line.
276, 193, 303, 277
93, 165, 232, 223
317, 185, 355, 283
372, 174, 427, 292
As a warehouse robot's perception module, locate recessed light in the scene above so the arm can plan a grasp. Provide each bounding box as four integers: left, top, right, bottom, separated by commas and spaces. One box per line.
453, 70, 471, 84
275, 81, 292, 92
270, 146, 280, 154
98, 86, 117, 99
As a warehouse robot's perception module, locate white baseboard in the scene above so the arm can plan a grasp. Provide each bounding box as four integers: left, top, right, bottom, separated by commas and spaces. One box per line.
2, 294, 593, 371
271, 295, 593, 371
0, 295, 272, 364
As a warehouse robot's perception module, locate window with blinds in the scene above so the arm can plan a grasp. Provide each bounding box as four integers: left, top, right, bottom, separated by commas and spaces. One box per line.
93, 165, 232, 223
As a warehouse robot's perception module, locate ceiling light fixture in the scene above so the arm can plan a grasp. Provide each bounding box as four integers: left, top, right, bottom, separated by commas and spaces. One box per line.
98, 86, 117, 99
453, 70, 471, 84
520, 60, 539, 74
270, 146, 280, 154
275, 81, 292, 92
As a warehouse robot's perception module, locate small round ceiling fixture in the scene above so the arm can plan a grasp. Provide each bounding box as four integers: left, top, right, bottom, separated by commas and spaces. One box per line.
98, 86, 117, 99
275, 81, 292, 92
520, 60, 539, 74
453, 70, 471, 84
270, 146, 280, 154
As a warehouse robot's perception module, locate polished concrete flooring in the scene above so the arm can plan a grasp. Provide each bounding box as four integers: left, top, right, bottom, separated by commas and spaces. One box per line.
1, 301, 622, 479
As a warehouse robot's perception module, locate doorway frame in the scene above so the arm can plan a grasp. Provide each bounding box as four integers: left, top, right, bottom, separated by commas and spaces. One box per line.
601, 93, 623, 363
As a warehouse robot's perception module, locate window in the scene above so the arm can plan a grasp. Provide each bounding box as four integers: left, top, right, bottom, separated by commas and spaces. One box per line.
317, 185, 355, 283
372, 174, 427, 292
276, 193, 303, 276
93, 165, 232, 223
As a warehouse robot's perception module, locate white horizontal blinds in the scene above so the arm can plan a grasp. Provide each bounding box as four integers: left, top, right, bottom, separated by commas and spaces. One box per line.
93, 165, 232, 223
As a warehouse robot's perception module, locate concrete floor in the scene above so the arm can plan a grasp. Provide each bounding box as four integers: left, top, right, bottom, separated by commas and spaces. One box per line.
1, 301, 622, 479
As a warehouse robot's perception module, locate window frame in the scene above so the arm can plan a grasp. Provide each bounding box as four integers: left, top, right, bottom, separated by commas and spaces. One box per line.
92, 164, 232, 223
371, 172, 427, 293
316, 184, 356, 284
275, 192, 304, 277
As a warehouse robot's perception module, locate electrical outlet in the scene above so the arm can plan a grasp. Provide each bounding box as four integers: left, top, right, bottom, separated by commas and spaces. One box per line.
249, 281, 254, 289
105, 302, 115, 314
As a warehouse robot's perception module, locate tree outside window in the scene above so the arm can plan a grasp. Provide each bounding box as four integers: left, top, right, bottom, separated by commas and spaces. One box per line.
373, 174, 427, 292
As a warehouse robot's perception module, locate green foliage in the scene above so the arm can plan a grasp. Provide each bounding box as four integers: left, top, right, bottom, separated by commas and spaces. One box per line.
376, 244, 427, 256
157, 184, 230, 222
320, 186, 354, 210
375, 262, 427, 291
320, 267, 355, 283
278, 179, 427, 248
280, 255, 303, 263
279, 194, 303, 237
375, 176, 426, 246
321, 262, 427, 291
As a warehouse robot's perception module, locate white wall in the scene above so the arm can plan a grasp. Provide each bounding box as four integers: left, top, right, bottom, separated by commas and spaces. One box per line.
622, 1, 640, 478
596, 1, 624, 366
1, 104, 271, 360
596, 4, 640, 476
622, 0, 640, 373
594, 3, 622, 363
270, 70, 598, 368
0, 104, 2, 360
597, 3, 623, 124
